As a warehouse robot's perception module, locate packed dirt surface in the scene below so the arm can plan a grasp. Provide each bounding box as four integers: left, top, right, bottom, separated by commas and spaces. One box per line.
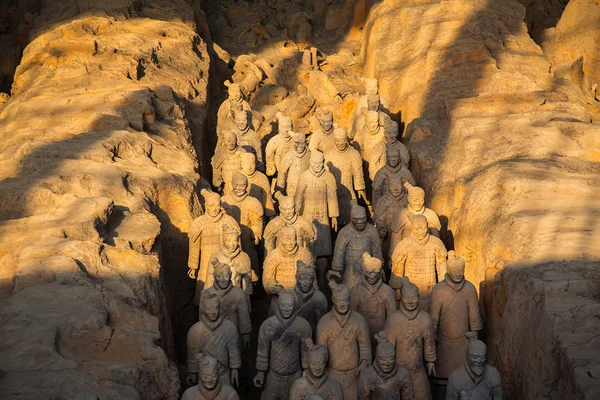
0, 0, 209, 398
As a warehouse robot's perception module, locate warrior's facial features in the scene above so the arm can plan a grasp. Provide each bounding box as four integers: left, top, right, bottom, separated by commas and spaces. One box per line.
389, 182, 404, 198
364, 270, 381, 285
280, 203, 296, 220
448, 264, 465, 283
387, 151, 401, 168
320, 116, 333, 131
408, 195, 425, 212
334, 135, 347, 151
279, 232, 297, 253
204, 299, 220, 322
241, 154, 256, 175
467, 351, 487, 376
308, 357, 327, 378
280, 121, 292, 138
199, 367, 219, 390
279, 294, 295, 319
367, 112, 380, 131
215, 271, 232, 290
223, 234, 239, 253
352, 215, 368, 231
377, 354, 396, 374
402, 291, 419, 311
297, 273, 314, 293
234, 112, 248, 131
293, 138, 307, 154
310, 159, 324, 174
205, 200, 221, 217
411, 218, 429, 241
333, 295, 350, 315
367, 95, 380, 112
232, 181, 247, 197
224, 135, 237, 151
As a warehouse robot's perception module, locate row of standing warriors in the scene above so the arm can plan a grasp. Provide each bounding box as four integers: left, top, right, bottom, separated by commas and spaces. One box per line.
184, 79, 502, 400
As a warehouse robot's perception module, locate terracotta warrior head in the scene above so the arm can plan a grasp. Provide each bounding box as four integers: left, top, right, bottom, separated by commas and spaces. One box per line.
232, 171, 248, 197
363, 77, 379, 96
278, 290, 296, 320
366, 110, 380, 132
351, 204, 368, 231
386, 143, 401, 168
329, 281, 351, 315
278, 194, 297, 221
447, 251, 465, 283
296, 260, 316, 294
212, 261, 232, 290
466, 331, 487, 376
389, 178, 406, 199
225, 81, 242, 102
310, 150, 325, 174
222, 227, 241, 254
201, 189, 222, 218
400, 276, 419, 311
196, 353, 220, 390
409, 214, 429, 241
200, 291, 221, 322
223, 130, 238, 151
234, 108, 249, 131
279, 226, 298, 253
277, 112, 293, 138
407, 184, 425, 212
374, 331, 396, 373
304, 338, 328, 379
292, 131, 307, 154
230, 100, 244, 117
241, 152, 257, 175
317, 109, 333, 132
362, 252, 383, 285
367, 93, 381, 112
385, 121, 399, 144
333, 126, 349, 151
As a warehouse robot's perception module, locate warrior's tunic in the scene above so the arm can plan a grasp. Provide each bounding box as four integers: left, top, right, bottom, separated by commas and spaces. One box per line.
292, 284, 328, 332
217, 98, 251, 136
265, 133, 293, 175
372, 163, 415, 207
263, 214, 316, 257
277, 148, 311, 197
399, 205, 442, 240
244, 169, 275, 217
211, 146, 246, 193
205, 284, 252, 336
289, 371, 344, 400
373, 192, 409, 261
181, 382, 240, 400
233, 126, 264, 172
207, 248, 253, 293
309, 126, 335, 153
446, 364, 503, 400
369, 139, 411, 180
358, 362, 414, 400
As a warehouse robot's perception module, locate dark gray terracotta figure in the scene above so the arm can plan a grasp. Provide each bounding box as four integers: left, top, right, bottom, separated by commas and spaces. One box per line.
182, 353, 240, 400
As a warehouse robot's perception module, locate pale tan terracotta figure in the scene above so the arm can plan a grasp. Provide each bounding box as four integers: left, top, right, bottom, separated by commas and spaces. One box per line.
355, 78, 390, 117
217, 81, 251, 137
186, 292, 241, 388
265, 112, 294, 177
188, 190, 241, 305
263, 194, 316, 257
384, 277, 436, 400
292, 260, 328, 332
350, 253, 397, 351
353, 93, 392, 141
182, 353, 240, 400
372, 144, 415, 207
222, 172, 264, 275
430, 252, 483, 381
353, 110, 386, 176
324, 126, 366, 226
373, 179, 409, 263
445, 333, 502, 400
205, 262, 252, 349
391, 214, 447, 312
369, 120, 411, 179
277, 131, 311, 197
207, 228, 254, 294
400, 184, 442, 239
231, 110, 264, 172
316, 281, 372, 400
211, 130, 246, 193
241, 152, 275, 218
331, 205, 383, 289
357, 331, 414, 400
254, 291, 312, 400
289, 338, 344, 400
263, 226, 314, 314
309, 109, 335, 153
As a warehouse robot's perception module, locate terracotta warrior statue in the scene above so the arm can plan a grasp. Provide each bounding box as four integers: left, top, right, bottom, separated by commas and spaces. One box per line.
295, 150, 339, 291
211, 130, 246, 193
187, 292, 241, 388
400, 184, 441, 239
350, 253, 397, 351
369, 120, 411, 180
254, 291, 312, 400
352, 93, 392, 141
217, 81, 251, 137
222, 171, 264, 275
242, 152, 275, 219
277, 131, 311, 197
446, 332, 502, 400
263, 226, 314, 314
292, 260, 328, 332
265, 112, 294, 177
384, 277, 436, 400
309, 109, 335, 153
289, 338, 344, 400
373, 178, 409, 269
430, 252, 483, 384
357, 331, 414, 400
217, 101, 244, 141
188, 190, 240, 304
204, 262, 252, 349
316, 281, 372, 400
182, 353, 240, 400
355, 78, 390, 117
353, 110, 385, 180
324, 126, 366, 226
331, 204, 383, 289
372, 143, 415, 207
207, 227, 254, 294
231, 109, 264, 172
391, 214, 447, 312
263, 194, 316, 257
